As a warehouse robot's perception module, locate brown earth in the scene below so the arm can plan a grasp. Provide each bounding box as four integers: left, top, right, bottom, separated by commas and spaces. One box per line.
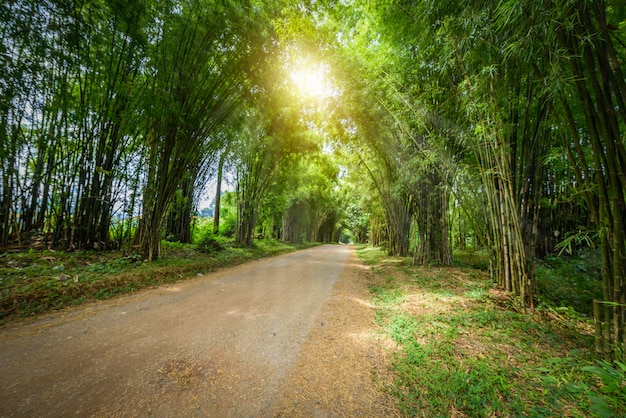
0, 245, 399, 417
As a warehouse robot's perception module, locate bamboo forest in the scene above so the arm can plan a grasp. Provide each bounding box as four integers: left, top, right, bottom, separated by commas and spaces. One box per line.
2, 0, 626, 414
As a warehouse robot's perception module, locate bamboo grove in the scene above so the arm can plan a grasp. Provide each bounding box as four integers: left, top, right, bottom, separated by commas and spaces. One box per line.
1, 0, 258, 257
2, 1, 626, 358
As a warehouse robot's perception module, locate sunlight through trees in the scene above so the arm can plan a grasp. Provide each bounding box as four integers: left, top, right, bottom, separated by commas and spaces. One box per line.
2, 0, 625, 360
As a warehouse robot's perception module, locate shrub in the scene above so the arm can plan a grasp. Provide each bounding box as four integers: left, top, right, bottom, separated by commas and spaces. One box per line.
195, 232, 225, 254
536, 249, 603, 315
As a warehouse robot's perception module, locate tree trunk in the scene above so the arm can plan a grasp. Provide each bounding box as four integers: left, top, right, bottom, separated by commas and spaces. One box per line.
414, 171, 452, 266
213, 152, 225, 235
165, 174, 195, 243
237, 199, 257, 247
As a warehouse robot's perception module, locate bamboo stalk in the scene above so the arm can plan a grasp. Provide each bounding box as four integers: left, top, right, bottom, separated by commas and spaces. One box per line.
594, 299, 604, 358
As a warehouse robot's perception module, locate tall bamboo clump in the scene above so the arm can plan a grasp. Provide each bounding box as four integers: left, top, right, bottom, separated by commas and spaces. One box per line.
556, 2, 626, 359
498, 0, 626, 358
450, 17, 542, 308
470, 119, 534, 308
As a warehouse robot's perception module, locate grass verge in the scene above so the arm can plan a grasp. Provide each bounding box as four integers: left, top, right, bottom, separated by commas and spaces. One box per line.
0, 239, 317, 324
357, 246, 626, 417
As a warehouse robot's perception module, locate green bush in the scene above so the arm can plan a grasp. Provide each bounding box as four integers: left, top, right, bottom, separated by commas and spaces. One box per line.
452, 249, 491, 270
219, 216, 237, 237
191, 217, 213, 243
195, 232, 225, 254
536, 249, 603, 315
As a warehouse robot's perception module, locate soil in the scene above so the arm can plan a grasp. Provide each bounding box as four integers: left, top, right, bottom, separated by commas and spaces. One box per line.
0, 245, 399, 417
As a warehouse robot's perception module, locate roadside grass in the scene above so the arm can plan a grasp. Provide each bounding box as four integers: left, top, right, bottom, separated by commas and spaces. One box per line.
0, 239, 316, 323
358, 246, 626, 418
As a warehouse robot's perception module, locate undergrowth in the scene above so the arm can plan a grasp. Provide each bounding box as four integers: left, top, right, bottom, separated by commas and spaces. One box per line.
0, 239, 315, 323
536, 249, 603, 316
358, 246, 626, 417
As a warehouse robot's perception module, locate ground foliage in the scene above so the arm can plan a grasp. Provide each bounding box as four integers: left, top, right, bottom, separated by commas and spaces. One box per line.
358, 246, 626, 417
536, 249, 604, 316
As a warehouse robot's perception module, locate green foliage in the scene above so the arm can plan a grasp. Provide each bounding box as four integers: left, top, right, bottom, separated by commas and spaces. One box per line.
583, 360, 626, 417
370, 284, 405, 306
190, 217, 231, 252
359, 249, 625, 417
192, 218, 230, 254
195, 233, 225, 254
110, 217, 140, 248
214, 192, 238, 238
338, 229, 352, 244
452, 249, 491, 271
536, 250, 603, 315
191, 217, 213, 244
207, 192, 237, 242
356, 246, 387, 266
555, 229, 598, 256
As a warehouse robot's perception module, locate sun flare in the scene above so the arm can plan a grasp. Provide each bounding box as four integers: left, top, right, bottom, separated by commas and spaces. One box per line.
289, 62, 337, 99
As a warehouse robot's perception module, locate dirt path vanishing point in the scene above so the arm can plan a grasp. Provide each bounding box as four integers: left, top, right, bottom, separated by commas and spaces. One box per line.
0, 245, 398, 417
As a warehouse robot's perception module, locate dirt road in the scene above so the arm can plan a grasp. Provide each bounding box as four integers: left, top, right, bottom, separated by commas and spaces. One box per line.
0, 245, 373, 417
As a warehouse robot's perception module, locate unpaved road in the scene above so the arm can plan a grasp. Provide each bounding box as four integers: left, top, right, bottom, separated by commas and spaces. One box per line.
0, 245, 359, 417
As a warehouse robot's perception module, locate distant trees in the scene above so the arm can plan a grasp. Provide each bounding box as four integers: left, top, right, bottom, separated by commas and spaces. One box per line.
278, 153, 341, 243
322, 1, 453, 261
231, 110, 293, 247
228, 95, 343, 246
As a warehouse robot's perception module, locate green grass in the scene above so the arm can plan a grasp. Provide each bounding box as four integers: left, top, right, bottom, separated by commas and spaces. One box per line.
0, 239, 317, 323
355, 245, 388, 266
452, 249, 491, 270
357, 246, 625, 418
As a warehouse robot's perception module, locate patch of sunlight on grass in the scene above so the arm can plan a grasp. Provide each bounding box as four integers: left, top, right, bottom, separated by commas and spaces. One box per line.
357, 248, 623, 417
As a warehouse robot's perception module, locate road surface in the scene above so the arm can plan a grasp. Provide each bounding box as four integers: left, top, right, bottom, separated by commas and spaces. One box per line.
0, 244, 350, 417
